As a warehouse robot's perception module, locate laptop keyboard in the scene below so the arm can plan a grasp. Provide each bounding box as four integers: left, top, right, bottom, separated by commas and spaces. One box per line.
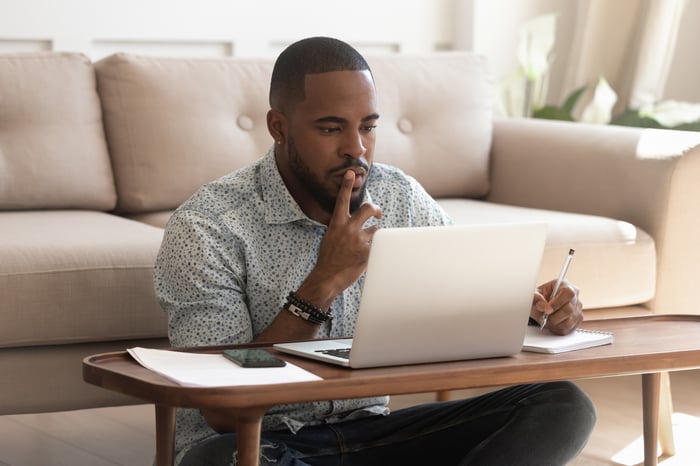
316, 348, 351, 359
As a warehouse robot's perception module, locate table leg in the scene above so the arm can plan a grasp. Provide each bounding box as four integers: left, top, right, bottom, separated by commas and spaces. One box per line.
642, 373, 660, 466
658, 371, 676, 456
233, 406, 269, 466
155, 404, 176, 466
436, 390, 452, 402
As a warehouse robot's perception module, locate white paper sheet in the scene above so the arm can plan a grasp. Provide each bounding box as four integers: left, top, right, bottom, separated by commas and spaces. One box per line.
127, 347, 322, 387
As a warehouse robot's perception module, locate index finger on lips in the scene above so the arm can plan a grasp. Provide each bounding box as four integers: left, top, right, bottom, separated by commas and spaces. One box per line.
331, 170, 355, 222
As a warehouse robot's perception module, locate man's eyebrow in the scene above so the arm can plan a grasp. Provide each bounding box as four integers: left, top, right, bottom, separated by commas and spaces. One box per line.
314, 113, 380, 124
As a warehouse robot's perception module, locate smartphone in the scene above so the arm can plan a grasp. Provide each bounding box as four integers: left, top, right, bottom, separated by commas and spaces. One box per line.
222, 348, 287, 368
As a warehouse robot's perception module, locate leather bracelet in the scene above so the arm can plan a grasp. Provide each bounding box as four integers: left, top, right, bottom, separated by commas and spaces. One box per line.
284, 292, 332, 325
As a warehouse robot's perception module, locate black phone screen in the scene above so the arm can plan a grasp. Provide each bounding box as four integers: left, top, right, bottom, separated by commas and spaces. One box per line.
222, 349, 287, 368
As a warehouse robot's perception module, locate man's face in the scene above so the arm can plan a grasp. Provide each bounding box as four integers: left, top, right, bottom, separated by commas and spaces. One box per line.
274, 70, 379, 221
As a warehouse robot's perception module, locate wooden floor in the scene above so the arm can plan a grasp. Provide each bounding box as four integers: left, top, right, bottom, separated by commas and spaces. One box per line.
1, 370, 699, 466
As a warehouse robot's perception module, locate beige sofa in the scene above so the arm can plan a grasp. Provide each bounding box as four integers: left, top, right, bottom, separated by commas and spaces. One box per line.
1, 51, 699, 415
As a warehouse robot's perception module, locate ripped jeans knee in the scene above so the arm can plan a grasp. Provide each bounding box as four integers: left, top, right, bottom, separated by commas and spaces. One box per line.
256, 440, 304, 466
180, 436, 310, 466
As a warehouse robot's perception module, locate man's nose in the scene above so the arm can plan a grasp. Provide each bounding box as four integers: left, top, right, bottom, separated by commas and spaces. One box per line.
342, 130, 366, 159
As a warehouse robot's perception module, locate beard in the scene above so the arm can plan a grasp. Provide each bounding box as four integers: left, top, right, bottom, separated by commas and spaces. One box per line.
287, 136, 369, 215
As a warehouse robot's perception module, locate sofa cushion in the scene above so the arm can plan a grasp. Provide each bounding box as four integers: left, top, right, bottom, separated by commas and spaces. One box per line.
126, 210, 174, 228
0, 211, 167, 348
95, 53, 274, 214
95, 52, 493, 214
370, 53, 493, 198
439, 199, 656, 309
0, 52, 116, 210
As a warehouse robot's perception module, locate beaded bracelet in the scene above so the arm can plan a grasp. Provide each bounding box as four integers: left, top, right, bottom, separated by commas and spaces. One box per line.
284, 291, 332, 325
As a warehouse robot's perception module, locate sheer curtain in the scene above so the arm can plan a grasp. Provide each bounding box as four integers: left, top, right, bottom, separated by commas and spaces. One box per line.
558, 0, 686, 114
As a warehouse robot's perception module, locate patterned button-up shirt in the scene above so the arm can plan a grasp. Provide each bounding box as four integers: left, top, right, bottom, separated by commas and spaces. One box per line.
154, 147, 451, 463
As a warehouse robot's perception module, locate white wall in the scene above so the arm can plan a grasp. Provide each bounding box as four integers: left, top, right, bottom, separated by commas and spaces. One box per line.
0, 0, 455, 58
0, 0, 697, 105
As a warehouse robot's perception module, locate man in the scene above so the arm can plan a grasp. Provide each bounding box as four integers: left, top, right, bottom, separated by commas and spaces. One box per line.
155, 36, 595, 466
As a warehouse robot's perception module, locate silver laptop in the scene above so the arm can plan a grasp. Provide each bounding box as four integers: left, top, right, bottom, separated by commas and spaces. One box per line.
273, 223, 546, 368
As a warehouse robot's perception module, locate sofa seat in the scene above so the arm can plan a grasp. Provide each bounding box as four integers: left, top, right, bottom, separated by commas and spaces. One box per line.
127, 197, 656, 311
127, 210, 177, 228
0, 210, 167, 348
439, 199, 656, 310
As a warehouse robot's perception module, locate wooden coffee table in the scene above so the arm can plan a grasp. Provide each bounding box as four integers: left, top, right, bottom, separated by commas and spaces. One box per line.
83, 315, 700, 466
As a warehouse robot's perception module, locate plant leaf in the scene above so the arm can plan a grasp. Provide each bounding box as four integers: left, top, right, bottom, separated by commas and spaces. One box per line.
532, 106, 574, 121
610, 110, 664, 129
673, 120, 700, 132
562, 85, 587, 114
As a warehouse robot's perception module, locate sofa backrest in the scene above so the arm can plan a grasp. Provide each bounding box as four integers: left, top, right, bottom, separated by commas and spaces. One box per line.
95, 54, 274, 214
370, 53, 493, 199
96, 51, 494, 215
0, 52, 117, 210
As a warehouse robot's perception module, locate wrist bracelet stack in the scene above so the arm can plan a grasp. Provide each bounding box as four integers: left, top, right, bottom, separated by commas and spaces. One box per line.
284, 291, 332, 325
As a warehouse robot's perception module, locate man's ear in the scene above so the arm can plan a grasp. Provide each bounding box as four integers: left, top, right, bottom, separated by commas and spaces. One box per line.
267, 109, 287, 145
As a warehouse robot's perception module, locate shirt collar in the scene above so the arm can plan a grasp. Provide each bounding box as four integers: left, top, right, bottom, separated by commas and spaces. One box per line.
259, 146, 373, 226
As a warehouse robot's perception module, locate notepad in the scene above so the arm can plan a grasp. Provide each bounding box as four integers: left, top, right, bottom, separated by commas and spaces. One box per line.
522, 326, 614, 354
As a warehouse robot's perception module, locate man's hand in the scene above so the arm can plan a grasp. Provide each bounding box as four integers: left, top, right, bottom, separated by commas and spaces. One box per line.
531, 279, 583, 335
297, 170, 383, 309
255, 170, 382, 343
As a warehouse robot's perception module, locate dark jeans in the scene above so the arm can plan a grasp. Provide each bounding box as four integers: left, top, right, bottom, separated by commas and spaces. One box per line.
180, 381, 596, 466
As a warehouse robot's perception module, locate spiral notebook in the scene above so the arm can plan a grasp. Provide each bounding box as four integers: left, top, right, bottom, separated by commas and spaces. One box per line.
523, 326, 614, 354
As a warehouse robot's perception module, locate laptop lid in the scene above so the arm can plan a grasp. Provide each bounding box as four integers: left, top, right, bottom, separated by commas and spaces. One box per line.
274, 223, 546, 368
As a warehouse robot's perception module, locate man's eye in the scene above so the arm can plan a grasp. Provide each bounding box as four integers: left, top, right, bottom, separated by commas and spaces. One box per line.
362, 125, 377, 133
320, 127, 341, 134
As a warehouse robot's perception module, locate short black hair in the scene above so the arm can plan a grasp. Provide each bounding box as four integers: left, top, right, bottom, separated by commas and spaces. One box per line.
269, 36, 372, 111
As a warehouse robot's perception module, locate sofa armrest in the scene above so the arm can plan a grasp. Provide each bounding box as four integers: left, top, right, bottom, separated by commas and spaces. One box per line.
487, 117, 700, 315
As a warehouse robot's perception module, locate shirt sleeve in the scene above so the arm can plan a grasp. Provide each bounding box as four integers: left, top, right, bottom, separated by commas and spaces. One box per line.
153, 209, 254, 347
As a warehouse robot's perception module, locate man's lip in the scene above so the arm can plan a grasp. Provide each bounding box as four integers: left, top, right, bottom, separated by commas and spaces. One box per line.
335, 168, 368, 186
352, 173, 364, 189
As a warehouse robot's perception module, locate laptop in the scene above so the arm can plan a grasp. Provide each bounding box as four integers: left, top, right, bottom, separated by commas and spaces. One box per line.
273, 223, 546, 368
